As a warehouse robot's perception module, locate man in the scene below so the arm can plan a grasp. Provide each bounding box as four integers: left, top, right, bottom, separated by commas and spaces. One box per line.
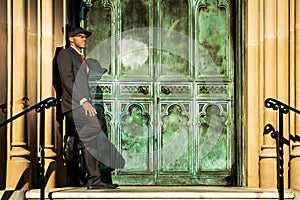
57, 27, 123, 189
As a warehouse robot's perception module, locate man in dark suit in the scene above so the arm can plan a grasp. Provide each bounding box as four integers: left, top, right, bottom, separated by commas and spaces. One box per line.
57, 27, 124, 189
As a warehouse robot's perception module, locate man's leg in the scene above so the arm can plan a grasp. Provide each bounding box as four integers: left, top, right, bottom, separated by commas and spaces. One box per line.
64, 116, 82, 186
70, 108, 118, 189
82, 147, 102, 186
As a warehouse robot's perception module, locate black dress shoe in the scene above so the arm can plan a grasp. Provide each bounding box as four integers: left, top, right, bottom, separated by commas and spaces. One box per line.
87, 183, 118, 189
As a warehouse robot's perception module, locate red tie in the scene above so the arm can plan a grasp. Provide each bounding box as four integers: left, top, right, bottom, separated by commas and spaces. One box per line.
80, 54, 89, 74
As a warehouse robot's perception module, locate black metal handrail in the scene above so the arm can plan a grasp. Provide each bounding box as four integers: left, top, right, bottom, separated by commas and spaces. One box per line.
0, 97, 59, 200
0, 97, 29, 115
264, 97, 300, 200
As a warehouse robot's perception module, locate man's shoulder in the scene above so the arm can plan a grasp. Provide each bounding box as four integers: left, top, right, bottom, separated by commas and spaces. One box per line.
59, 47, 74, 54
57, 47, 76, 58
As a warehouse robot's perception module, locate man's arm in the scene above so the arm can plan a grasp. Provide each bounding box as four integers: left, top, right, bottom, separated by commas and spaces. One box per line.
57, 50, 75, 97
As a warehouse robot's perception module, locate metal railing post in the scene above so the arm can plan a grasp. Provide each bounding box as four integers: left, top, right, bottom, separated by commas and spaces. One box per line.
38, 107, 45, 200
277, 110, 284, 200
264, 97, 300, 200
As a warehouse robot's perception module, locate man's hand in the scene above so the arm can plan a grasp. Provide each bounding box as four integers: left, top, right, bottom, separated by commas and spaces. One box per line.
82, 101, 97, 116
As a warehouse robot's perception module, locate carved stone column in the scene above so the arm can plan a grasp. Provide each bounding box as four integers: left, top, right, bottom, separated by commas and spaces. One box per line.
245, 0, 260, 187
259, 0, 277, 188
53, 0, 67, 187
6, 0, 31, 189
276, 0, 290, 189
40, 0, 57, 188
290, 0, 300, 191
0, 0, 7, 189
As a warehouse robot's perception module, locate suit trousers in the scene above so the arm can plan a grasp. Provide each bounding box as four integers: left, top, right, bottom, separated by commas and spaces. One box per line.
65, 107, 125, 186
65, 109, 103, 187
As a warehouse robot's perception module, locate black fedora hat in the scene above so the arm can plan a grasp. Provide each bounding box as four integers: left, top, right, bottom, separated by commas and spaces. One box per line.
68, 27, 92, 38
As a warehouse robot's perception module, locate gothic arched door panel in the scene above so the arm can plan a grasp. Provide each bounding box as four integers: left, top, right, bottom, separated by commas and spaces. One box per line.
85, 0, 237, 185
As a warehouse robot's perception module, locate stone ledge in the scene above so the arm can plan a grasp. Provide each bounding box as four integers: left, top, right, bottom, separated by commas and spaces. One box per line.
24, 186, 295, 200
0, 190, 26, 200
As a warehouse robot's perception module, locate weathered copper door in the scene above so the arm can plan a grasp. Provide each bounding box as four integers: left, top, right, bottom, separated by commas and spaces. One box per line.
85, 0, 237, 185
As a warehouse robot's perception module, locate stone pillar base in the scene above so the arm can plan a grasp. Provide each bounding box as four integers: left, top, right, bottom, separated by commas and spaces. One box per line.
259, 146, 277, 188
6, 158, 31, 190
290, 145, 300, 191
45, 158, 57, 188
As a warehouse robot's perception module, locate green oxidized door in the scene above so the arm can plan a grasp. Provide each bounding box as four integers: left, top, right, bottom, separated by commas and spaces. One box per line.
85, 0, 236, 185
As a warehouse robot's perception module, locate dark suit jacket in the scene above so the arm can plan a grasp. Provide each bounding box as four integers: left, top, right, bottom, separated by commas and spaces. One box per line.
57, 47, 90, 113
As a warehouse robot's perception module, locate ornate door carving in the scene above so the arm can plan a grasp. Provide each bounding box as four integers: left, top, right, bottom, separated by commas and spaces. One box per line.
85, 0, 236, 185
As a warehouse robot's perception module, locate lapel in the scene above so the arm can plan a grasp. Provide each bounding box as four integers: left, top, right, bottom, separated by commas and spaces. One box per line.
67, 47, 89, 76
68, 47, 82, 64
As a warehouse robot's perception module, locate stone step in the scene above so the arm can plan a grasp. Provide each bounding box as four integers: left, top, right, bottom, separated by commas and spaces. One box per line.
22, 186, 296, 200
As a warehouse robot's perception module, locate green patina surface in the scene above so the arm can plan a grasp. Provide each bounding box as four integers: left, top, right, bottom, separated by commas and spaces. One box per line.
86, 0, 236, 185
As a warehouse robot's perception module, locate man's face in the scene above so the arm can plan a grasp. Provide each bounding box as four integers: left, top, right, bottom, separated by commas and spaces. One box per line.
70, 33, 87, 50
